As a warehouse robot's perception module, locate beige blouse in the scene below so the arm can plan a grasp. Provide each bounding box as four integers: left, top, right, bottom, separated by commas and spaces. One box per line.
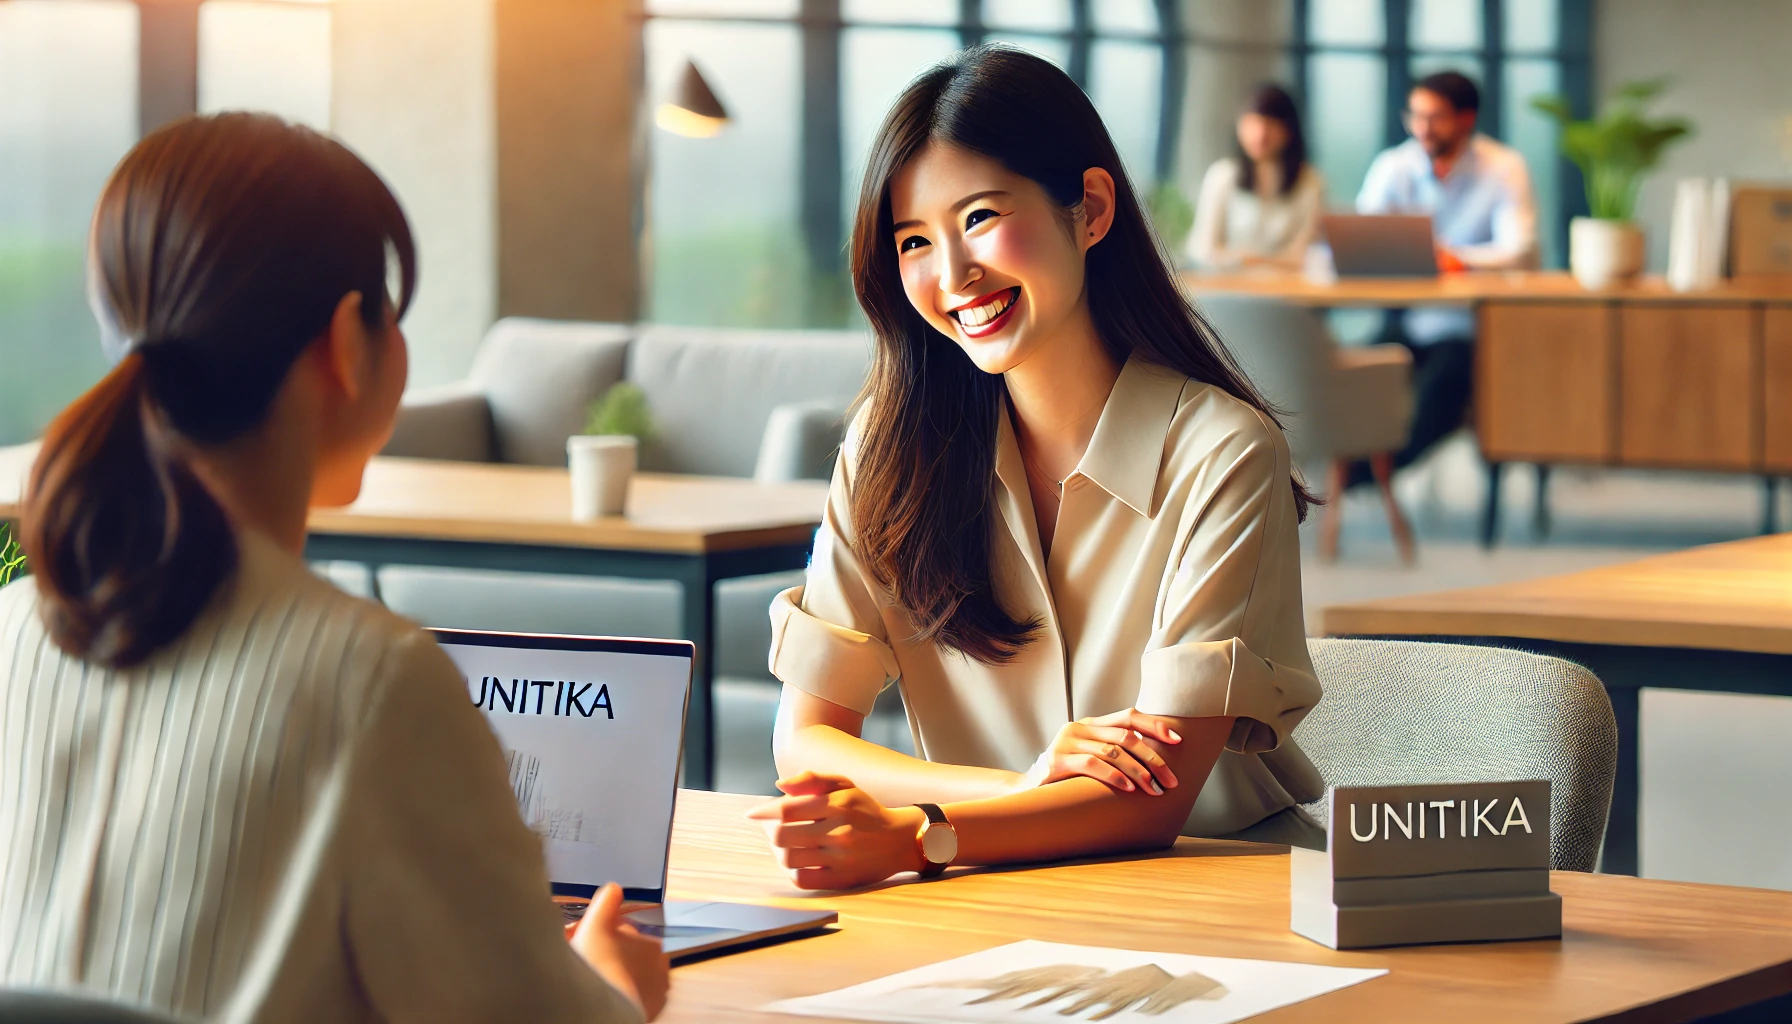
0, 532, 640, 1023
769, 355, 1324, 836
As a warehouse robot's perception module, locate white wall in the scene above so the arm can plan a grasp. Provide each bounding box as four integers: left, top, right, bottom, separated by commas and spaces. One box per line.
332, 0, 497, 389
1597, 0, 1792, 271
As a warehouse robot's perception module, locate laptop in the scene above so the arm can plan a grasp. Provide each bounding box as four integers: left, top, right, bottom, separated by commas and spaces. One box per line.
430, 627, 837, 962
1322, 214, 1439, 277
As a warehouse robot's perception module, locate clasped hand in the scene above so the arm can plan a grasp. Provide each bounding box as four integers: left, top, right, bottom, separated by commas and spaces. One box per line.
750, 709, 1181, 891
1016, 708, 1183, 796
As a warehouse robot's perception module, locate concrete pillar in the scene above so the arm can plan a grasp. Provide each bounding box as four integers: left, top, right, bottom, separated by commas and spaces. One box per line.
1174, 0, 1294, 205
331, 0, 643, 389
332, 0, 498, 389
494, 0, 643, 324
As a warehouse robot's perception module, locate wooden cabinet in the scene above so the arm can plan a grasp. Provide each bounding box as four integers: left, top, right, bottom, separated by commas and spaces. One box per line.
1477, 303, 1616, 462
1767, 307, 1792, 472
1617, 305, 1759, 470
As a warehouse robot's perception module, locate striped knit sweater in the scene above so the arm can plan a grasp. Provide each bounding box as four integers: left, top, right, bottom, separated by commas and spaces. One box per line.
0, 531, 641, 1023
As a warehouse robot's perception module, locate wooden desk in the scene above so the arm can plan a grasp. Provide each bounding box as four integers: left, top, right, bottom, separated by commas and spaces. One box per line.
0, 446, 830, 787
1185, 270, 1792, 544
1186, 269, 1792, 307
664, 790, 1792, 1022
1322, 533, 1792, 877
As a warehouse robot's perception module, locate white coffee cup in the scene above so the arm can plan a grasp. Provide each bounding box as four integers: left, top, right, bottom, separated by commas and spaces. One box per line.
567, 435, 637, 521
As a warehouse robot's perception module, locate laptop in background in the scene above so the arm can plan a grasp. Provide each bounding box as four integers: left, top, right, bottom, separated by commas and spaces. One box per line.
1322, 214, 1439, 277
431, 628, 837, 962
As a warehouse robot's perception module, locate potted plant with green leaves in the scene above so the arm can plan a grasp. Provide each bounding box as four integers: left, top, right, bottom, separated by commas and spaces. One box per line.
1531, 78, 1693, 290
568, 382, 654, 520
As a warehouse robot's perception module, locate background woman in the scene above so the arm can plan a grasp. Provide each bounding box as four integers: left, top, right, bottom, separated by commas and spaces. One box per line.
0, 114, 665, 1022
1187, 83, 1325, 270
753, 48, 1323, 891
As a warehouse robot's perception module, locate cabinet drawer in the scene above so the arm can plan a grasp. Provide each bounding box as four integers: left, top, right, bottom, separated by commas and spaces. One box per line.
1477, 303, 1616, 463
1618, 305, 1759, 470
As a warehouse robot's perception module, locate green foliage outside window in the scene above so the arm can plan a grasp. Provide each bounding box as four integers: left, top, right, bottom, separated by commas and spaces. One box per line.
0, 524, 24, 588
1146, 181, 1195, 255
1530, 78, 1693, 222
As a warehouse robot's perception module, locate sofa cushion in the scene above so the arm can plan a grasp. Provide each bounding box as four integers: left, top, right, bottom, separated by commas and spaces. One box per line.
377, 564, 682, 638
383, 382, 495, 462
627, 325, 871, 477
472, 318, 633, 466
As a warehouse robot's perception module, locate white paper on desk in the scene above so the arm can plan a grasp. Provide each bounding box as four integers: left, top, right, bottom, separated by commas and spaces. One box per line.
762, 939, 1385, 1024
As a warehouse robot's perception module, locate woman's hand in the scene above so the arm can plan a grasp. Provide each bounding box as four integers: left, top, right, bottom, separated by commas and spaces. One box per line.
1015, 709, 1182, 796
747, 771, 926, 891
569, 883, 670, 1021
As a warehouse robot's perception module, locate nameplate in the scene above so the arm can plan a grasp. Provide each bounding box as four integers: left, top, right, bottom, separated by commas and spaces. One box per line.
1290, 781, 1561, 950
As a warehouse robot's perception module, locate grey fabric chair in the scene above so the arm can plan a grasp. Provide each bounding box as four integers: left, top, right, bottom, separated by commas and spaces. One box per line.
0, 991, 185, 1023
1197, 294, 1417, 563
1297, 638, 1618, 871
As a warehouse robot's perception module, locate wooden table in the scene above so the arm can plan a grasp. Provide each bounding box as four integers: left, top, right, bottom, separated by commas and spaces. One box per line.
1185, 270, 1792, 544
0, 446, 830, 787
1322, 532, 1792, 877
663, 790, 1792, 1022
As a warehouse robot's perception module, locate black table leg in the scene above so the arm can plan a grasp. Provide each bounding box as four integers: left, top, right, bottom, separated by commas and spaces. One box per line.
676, 556, 718, 791
1603, 685, 1640, 876
1533, 463, 1552, 541
1481, 461, 1504, 549
1763, 476, 1781, 535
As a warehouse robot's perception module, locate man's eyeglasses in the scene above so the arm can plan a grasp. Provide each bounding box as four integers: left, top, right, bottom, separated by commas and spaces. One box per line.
1401, 110, 1455, 134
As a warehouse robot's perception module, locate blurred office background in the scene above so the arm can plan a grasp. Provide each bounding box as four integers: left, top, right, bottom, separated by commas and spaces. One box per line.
3, 0, 1791, 888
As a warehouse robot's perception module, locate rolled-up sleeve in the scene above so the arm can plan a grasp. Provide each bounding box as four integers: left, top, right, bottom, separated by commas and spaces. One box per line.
767, 422, 900, 717
1134, 422, 1320, 755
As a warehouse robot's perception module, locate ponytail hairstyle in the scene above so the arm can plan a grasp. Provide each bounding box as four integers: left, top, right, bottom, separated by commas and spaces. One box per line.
849, 46, 1317, 665
21, 113, 417, 668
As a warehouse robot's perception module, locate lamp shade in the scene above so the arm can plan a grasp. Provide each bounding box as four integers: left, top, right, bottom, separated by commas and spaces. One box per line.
656, 60, 729, 138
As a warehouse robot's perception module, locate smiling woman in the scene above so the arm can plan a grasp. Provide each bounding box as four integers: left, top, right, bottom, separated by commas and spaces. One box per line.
753, 46, 1327, 892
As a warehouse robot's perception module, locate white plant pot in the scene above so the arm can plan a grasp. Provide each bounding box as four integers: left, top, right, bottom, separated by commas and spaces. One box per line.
1570, 217, 1646, 291
567, 435, 637, 520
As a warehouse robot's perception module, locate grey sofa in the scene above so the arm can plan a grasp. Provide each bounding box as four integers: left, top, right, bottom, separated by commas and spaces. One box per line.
372, 318, 873, 792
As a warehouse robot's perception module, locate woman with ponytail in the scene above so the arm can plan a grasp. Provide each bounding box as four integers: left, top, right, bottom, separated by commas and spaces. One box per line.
0, 114, 665, 1022
753, 48, 1324, 890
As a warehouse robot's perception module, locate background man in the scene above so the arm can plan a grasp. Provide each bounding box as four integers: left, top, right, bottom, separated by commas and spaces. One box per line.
1356, 70, 1537, 477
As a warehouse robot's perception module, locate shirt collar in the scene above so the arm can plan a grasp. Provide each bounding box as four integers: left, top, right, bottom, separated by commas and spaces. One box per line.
1075, 354, 1187, 518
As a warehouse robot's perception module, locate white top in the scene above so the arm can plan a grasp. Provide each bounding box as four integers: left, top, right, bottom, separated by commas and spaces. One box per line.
769, 356, 1323, 836
1357, 134, 1538, 341
1187, 158, 1326, 270
0, 533, 642, 1024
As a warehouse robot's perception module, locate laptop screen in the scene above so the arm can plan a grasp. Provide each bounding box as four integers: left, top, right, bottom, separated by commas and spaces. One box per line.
430, 629, 694, 901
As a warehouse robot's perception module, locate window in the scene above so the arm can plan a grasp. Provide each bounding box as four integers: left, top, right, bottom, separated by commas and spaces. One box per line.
0, 0, 139, 446
198, 0, 332, 130
1301, 0, 1585, 266
643, 0, 1589, 330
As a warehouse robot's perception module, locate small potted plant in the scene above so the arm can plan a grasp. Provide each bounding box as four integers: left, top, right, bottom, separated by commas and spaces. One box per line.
568, 382, 654, 521
1531, 78, 1692, 290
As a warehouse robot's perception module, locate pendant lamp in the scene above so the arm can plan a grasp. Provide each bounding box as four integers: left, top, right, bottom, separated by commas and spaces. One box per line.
656, 60, 729, 138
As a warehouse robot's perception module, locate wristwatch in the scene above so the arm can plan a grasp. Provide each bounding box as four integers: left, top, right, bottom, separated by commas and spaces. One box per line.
914, 803, 957, 879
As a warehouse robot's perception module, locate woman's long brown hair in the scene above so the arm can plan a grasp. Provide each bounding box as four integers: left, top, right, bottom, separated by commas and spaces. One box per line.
21, 113, 416, 668
848, 46, 1317, 665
